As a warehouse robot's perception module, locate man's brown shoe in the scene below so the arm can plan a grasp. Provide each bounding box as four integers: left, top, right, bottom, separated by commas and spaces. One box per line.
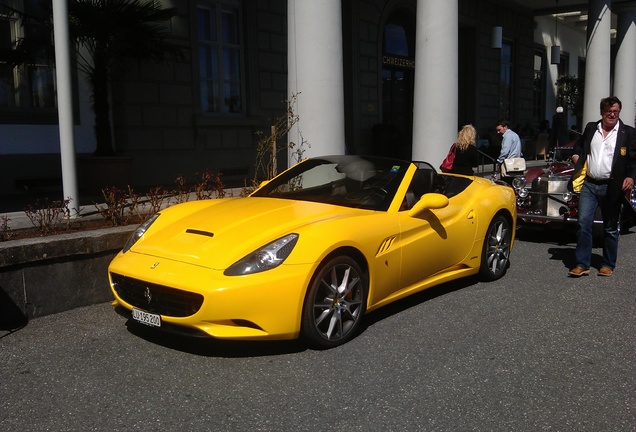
598, 267, 613, 277
568, 266, 590, 277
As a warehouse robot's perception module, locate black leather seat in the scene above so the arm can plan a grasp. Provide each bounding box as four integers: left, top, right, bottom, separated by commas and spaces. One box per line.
411, 168, 436, 197
405, 168, 437, 208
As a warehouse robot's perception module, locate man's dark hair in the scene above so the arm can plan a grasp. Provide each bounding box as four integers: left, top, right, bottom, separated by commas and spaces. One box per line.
600, 96, 622, 112
496, 120, 511, 128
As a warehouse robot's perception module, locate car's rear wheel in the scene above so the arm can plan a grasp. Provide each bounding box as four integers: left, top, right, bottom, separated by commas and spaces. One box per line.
479, 215, 512, 281
301, 256, 368, 349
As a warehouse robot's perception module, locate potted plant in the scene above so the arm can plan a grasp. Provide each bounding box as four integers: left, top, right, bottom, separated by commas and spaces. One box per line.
556, 75, 584, 131
67, 0, 183, 156
63, 0, 183, 192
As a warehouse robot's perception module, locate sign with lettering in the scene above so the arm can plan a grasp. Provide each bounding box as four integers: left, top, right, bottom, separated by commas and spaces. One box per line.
382, 56, 415, 69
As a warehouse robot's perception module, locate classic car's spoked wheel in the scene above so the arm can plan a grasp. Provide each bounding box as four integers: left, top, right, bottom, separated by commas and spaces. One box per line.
301, 256, 368, 349
479, 215, 511, 281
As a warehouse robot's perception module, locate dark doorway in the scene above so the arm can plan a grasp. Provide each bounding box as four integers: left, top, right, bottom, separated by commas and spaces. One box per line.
377, 9, 414, 160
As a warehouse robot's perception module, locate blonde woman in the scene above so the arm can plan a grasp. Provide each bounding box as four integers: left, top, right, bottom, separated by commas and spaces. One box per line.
450, 124, 480, 175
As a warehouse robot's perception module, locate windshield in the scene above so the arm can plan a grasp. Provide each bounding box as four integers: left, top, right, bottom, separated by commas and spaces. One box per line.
553, 146, 574, 162
252, 155, 410, 211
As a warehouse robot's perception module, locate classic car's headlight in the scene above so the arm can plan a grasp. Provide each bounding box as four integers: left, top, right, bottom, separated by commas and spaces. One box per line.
512, 177, 526, 189
123, 214, 160, 253
518, 188, 529, 198
563, 192, 573, 202
224, 234, 299, 276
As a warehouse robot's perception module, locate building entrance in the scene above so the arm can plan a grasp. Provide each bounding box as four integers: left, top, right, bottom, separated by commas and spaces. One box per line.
376, 9, 414, 160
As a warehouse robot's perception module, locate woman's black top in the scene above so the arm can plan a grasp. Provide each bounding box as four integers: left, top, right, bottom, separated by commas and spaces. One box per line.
451, 145, 480, 175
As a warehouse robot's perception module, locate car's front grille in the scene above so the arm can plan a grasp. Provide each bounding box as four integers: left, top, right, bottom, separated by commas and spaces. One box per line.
111, 273, 204, 317
525, 176, 573, 218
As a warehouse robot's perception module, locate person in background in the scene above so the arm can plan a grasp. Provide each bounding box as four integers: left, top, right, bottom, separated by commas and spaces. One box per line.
550, 106, 569, 151
495, 120, 522, 172
451, 124, 480, 175
538, 119, 551, 136
568, 96, 636, 277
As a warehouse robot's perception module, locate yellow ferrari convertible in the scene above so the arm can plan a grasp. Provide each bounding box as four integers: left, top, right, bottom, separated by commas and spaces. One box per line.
109, 155, 516, 349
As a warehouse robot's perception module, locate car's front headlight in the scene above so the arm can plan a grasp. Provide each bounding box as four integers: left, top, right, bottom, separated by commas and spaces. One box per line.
224, 234, 299, 276
123, 213, 160, 253
512, 176, 526, 190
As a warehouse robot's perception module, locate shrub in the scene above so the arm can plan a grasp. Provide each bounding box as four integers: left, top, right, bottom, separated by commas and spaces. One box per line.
23, 198, 74, 236
1, 215, 12, 242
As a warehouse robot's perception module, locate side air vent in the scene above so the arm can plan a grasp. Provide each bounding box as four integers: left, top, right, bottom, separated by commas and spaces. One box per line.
376, 236, 396, 255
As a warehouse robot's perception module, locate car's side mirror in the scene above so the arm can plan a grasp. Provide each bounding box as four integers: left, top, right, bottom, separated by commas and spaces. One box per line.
408, 193, 449, 217
258, 180, 270, 188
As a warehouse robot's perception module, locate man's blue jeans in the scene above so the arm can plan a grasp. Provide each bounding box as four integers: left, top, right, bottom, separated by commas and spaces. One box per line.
575, 180, 620, 270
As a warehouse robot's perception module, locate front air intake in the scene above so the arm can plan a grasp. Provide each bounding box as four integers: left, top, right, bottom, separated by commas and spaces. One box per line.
111, 273, 204, 317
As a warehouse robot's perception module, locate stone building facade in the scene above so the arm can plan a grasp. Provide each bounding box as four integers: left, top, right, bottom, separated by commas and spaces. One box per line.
2, 0, 632, 201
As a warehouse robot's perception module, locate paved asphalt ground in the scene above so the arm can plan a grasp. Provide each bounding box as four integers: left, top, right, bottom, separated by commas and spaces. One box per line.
1, 224, 635, 431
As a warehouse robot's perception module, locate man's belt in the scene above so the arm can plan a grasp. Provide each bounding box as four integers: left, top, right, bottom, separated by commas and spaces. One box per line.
585, 176, 610, 185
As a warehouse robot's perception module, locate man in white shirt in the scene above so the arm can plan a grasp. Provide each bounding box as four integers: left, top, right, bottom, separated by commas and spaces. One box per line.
568, 96, 636, 277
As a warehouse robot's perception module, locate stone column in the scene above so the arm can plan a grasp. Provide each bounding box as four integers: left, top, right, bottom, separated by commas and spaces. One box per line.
613, 5, 636, 127
583, 0, 612, 123
288, 0, 345, 163
411, 0, 458, 164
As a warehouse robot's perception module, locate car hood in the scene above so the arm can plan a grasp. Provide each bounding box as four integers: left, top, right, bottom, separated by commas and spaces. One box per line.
130, 197, 367, 269
524, 163, 574, 183
550, 162, 575, 177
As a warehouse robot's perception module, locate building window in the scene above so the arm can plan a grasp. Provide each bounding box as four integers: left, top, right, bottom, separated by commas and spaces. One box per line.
558, 51, 569, 78
499, 41, 513, 120
197, 2, 243, 115
0, 1, 57, 122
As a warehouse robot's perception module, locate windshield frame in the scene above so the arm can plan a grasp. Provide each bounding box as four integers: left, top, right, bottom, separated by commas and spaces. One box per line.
251, 155, 411, 211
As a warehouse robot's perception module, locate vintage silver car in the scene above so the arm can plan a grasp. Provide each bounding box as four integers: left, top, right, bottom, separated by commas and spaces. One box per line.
512, 146, 578, 224
509, 146, 636, 233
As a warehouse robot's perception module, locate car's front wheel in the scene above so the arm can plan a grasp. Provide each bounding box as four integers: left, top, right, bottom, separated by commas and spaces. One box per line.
479, 215, 512, 281
301, 256, 368, 349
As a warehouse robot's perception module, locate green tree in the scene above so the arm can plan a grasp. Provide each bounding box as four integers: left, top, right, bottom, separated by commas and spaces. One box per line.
68, 0, 183, 156
556, 75, 584, 129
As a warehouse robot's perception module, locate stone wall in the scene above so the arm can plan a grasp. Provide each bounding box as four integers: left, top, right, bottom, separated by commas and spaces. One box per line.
0, 226, 135, 329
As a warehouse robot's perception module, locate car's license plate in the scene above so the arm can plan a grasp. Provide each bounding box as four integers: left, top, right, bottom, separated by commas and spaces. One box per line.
132, 308, 161, 327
